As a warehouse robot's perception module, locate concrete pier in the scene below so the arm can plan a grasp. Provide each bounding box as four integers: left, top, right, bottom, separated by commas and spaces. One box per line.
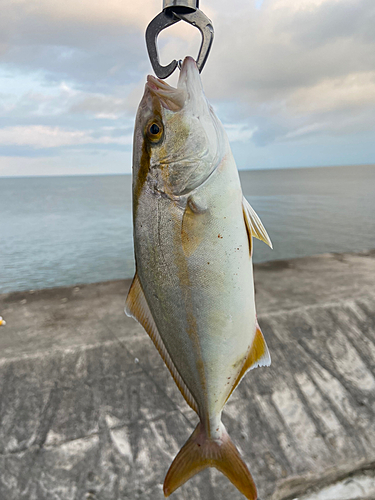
0, 250, 375, 500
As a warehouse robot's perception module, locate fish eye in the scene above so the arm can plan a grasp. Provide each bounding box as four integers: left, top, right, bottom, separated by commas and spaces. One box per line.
150, 123, 159, 135
146, 120, 163, 143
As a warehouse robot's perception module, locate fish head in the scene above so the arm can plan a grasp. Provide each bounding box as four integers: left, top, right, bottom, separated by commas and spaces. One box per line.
133, 56, 226, 200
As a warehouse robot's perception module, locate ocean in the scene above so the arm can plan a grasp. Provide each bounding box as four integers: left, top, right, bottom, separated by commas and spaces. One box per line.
1, 164, 374, 294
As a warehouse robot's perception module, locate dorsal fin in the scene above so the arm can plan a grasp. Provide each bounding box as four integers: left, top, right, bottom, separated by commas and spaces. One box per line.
242, 196, 273, 249
125, 273, 198, 413
225, 323, 271, 404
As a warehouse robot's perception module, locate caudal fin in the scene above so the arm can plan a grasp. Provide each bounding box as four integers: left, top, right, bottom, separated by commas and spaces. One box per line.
163, 422, 257, 499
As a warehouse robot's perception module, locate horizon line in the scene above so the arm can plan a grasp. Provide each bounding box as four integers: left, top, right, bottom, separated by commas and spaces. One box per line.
0, 163, 374, 180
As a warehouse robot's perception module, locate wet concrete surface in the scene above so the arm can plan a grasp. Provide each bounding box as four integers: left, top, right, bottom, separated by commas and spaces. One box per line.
0, 250, 375, 500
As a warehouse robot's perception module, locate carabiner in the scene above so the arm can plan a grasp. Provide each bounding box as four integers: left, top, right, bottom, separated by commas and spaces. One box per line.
145, 1, 214, 79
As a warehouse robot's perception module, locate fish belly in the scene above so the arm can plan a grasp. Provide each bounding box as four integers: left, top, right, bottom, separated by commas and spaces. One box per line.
134, 157, 256, 424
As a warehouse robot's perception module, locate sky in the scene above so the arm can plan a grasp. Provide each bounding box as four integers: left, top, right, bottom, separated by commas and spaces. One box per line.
0, 0, 374, 176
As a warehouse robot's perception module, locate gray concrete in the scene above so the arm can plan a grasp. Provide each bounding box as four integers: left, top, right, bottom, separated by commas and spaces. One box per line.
0, 250, 375, 500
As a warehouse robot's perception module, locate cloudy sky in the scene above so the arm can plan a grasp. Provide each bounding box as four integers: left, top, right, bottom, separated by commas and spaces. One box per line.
0, 0, 374, 176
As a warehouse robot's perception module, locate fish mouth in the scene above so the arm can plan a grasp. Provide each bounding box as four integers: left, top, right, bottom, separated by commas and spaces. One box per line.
177, 56, 200, 88
146, 56, 200, 111
147, 74, 186, 111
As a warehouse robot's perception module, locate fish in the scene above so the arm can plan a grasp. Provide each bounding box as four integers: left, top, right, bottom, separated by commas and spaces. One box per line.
125, 56, 272, 499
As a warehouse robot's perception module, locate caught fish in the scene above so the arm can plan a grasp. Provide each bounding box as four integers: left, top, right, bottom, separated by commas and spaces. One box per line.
126, 56, 272, 499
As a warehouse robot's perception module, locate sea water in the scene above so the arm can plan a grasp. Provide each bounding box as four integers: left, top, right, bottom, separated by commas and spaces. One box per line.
1, 164, 374, 293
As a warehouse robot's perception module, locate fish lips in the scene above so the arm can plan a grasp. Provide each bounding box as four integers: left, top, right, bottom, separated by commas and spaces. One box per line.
146, 56, 204, 112
178, 56, 204, 97
146, 75, 186, 112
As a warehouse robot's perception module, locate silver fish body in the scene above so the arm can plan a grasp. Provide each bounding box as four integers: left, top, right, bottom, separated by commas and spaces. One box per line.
126, 56, 272, 499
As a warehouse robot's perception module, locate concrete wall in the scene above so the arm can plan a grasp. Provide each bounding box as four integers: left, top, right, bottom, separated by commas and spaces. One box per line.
0, 251, 375, 500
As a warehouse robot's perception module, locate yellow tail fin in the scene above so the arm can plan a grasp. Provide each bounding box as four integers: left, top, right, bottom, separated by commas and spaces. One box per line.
163, 422, 257, 499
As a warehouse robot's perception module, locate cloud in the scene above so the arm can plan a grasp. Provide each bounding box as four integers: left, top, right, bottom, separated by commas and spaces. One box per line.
0, 1, 157, 91
200, 0, 375, 148
205, 0, 375, 98
0, 0, 159, 43
224, 123, 258, 142
289, 71, 375, 114
0, 125, 132, 148
0, 0, 374, 175
70, 96, 127, 119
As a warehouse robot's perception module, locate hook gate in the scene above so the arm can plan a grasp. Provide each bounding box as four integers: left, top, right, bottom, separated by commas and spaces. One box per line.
145, 2, 214, 79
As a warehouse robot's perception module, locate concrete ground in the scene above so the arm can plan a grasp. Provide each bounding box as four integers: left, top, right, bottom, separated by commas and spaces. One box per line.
0, 250, 375, 500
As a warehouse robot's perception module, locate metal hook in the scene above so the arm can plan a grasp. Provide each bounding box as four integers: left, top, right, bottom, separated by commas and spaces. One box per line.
145, 4, 214, 79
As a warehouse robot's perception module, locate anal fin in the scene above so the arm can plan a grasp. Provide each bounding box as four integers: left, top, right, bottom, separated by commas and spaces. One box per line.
125, 273, 198, 413
225, 323, 271, 404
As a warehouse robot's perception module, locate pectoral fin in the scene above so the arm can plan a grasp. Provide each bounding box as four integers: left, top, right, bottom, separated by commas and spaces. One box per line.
242, 196, 273, 249
225, 323, 271, 404
181, 195, 208, 258
125, 273, 198, 413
